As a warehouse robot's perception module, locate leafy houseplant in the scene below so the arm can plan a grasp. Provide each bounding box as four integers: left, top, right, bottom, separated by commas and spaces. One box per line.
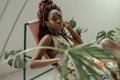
61, 42, 120, 80
60, 27, 120, 80
4, 49, 25, 69
68, 18, 88, 37
96, 27, 120, 45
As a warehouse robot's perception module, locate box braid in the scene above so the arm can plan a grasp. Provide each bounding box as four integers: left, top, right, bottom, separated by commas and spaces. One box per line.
37, 0, 61, 40
37, 0, 72, 46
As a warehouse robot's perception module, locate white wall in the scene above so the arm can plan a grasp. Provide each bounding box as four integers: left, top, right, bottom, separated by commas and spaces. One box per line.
0, 0, 120, 77
55, 0, 120, 43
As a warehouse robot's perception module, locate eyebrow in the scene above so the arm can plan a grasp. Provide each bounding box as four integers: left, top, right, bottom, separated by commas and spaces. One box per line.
52, 14, 62, 19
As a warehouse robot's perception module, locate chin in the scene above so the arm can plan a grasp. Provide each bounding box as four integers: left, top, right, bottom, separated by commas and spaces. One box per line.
58, 31, 62, 34
54, 30, 61, 35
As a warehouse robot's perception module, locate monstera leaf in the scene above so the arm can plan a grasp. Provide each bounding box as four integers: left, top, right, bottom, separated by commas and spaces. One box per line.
61, 42, 119, 80
4, 49, 25, 69
113, 27, 120, 45
68, 18, 88, 37
96, 27, 120, 45
68, 18, 76, 28
107, 30, 116, 40
75, 27, 88, 37
2, 44, 120, 80
96, 31, 106, 43
96, 30, 115, 44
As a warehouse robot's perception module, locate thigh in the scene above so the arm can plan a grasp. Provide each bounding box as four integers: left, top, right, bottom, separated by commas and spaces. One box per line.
99, 38, 120, 50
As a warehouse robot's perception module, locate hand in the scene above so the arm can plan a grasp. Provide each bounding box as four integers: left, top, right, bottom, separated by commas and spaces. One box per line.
54, 58, 60, 64
62, 21, 70, 28
67, 60, 75, 69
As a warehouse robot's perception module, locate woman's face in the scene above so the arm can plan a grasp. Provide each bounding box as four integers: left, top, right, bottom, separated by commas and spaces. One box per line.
45, 9, 63, 35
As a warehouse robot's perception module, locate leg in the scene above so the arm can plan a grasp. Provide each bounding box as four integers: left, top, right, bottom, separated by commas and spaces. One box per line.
99, 38, 120, 79
99, 38, 120, 59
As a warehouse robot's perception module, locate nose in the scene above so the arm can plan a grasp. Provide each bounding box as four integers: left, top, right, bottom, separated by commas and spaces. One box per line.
56, 19, 62, 25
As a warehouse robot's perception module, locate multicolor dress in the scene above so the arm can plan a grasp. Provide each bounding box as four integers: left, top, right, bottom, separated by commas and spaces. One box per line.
51, 35, 120, 80
51, 35, 76, 80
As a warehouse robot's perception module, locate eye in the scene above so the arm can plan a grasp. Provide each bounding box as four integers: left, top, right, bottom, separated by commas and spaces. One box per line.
52, 18, 57, 21
59, 17, 62, 21
51, 16, 62, 22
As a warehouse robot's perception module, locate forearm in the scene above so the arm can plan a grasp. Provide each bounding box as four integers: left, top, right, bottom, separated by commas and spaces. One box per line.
30, 58, 59, 69
66, 26, 83, 44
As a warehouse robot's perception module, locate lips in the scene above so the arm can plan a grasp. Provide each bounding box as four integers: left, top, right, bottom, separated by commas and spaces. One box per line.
56, 25, 62, 33
56, 24, 61, 29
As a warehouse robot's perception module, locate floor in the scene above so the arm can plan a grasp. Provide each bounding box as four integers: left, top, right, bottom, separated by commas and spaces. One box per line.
0, 66, 58, 80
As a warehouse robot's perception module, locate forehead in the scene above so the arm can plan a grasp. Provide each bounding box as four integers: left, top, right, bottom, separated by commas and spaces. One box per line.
48, 9, 62, 18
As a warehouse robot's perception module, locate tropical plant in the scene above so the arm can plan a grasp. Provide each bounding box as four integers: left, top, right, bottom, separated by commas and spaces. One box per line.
3, 43, 120, 80
59, 27, 120, 80
3, 49, 25, 69
60, 42, 120, 80
96, 27, 120, 45
112, 27, 120, 45
96, 29, 115, 44
68, 18, 88, 37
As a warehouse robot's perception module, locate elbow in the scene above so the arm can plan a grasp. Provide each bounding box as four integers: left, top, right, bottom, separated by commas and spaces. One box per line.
30, 60, 43, 69
80, 40, 83, 44
30, 61, 35, 69
78, 40, 83, 44
76, 37, 83, 44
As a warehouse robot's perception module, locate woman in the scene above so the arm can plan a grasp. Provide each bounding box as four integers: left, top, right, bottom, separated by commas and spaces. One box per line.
30, 0, 83, 69
30, 0, 120, 79
30, 1, 83, 79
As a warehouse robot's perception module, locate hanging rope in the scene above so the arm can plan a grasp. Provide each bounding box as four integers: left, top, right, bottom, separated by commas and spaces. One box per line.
0, 0, 29, 60
0, 0, 10, 21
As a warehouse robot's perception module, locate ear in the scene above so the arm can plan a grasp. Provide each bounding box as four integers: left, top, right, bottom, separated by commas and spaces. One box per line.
45, 21, 49, 27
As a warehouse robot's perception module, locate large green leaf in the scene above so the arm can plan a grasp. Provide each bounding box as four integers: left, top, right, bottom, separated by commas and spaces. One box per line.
106, 30, 115, 40
4, 49, 25, 69
75, 27, 88, 37
68, 18, 76, 28
68, 50, 103, 80
62, 42, 118, 80
61, 52, 69, 80
113, 27, 120, 45
96, 31, 106, 44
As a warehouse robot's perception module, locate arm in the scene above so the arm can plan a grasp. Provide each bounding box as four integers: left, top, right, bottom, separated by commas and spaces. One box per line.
30, 58, 59, 69
63, 22, 83, 44
30, 34, 59, 69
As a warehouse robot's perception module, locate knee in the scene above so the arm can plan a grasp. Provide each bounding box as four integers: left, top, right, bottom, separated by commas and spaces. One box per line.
101, 38, 111, 44
100, 38, 118, 48
30, 61, 35, 69
100, 38, 113, 48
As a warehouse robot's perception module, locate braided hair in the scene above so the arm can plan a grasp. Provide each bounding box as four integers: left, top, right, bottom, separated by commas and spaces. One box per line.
37, 0, 61, 40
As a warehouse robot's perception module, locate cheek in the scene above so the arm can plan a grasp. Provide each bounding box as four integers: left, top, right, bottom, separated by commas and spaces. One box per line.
49, 22, 56, 29
49, 23, 61, 33
48, 21, 62, 32
48, 21, 56, 27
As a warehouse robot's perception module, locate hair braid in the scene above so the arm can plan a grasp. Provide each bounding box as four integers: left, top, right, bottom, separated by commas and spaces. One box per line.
37, 0, 61, 40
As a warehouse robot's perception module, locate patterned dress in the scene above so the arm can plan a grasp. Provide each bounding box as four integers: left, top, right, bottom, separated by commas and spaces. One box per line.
51, 35, 76, 80
51, 35, 120, 80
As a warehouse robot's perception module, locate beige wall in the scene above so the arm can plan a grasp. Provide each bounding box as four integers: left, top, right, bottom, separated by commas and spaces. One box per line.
0, 0, 120, 76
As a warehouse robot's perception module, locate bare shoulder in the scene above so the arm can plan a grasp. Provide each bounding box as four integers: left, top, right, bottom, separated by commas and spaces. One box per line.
42, 34, 52, 40
38, 34, 53, 46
